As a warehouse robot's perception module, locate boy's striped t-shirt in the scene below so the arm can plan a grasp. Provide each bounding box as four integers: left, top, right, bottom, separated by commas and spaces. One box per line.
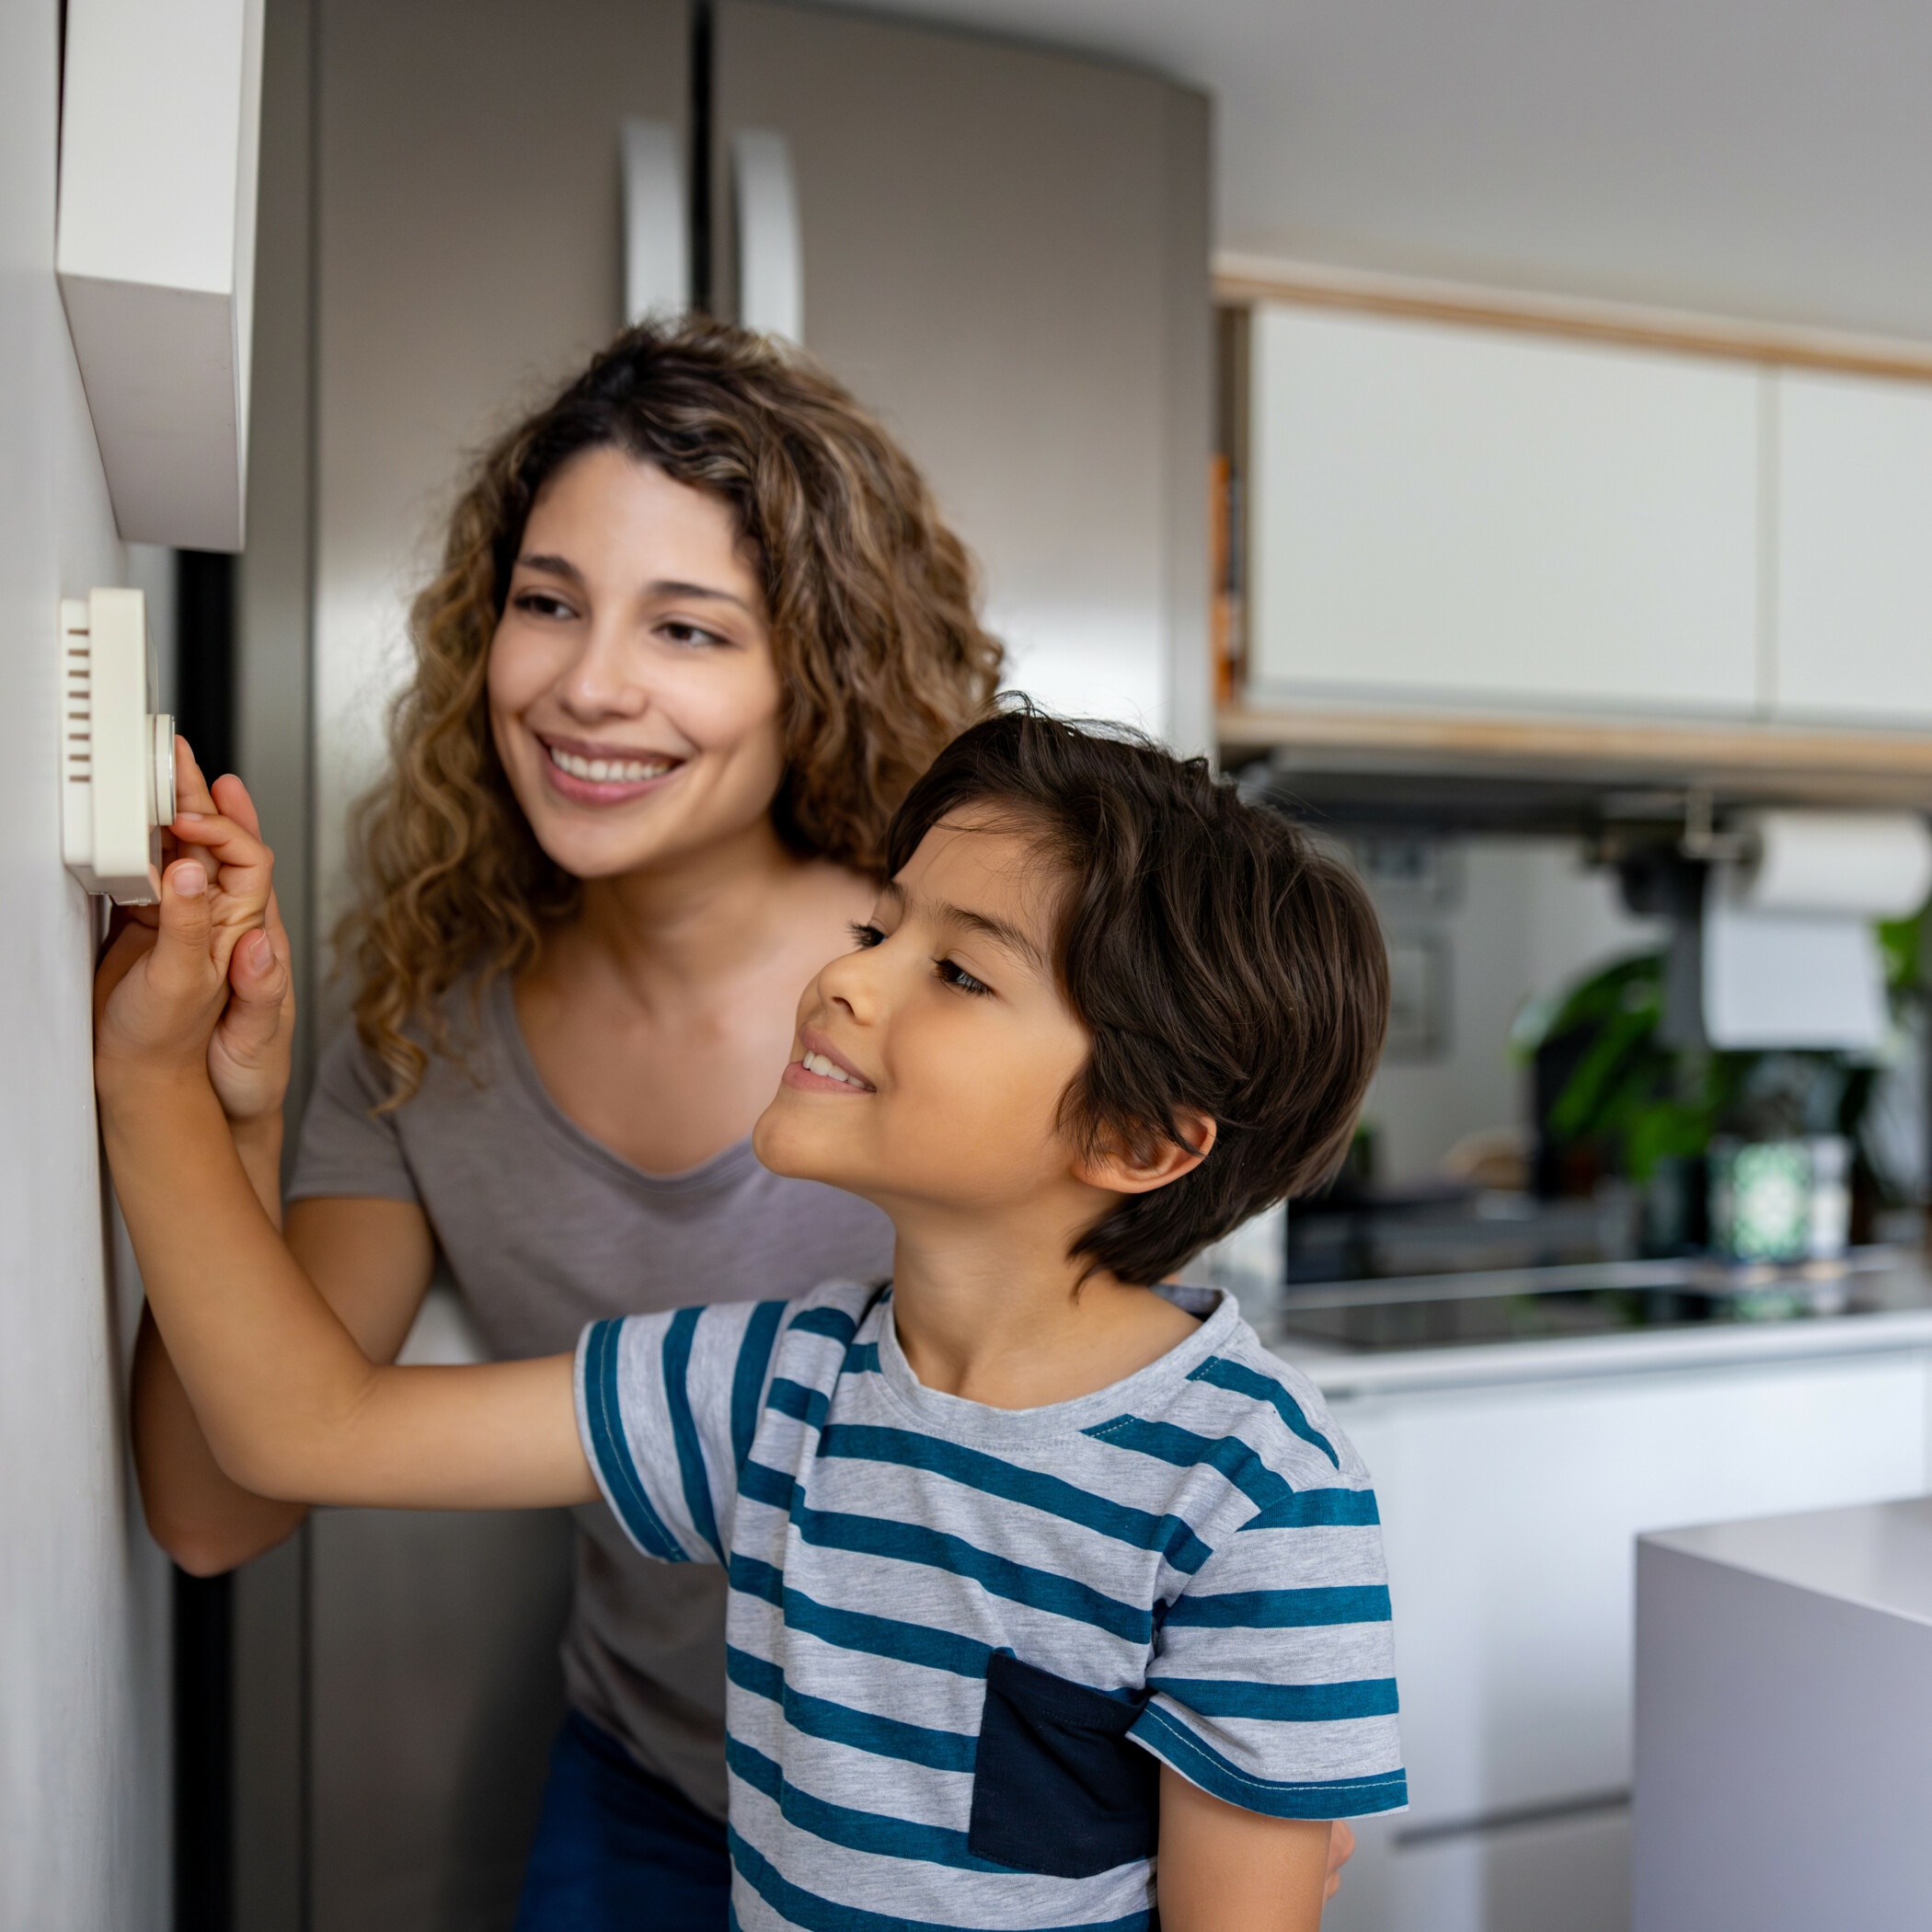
574, 1280, 1405, 1931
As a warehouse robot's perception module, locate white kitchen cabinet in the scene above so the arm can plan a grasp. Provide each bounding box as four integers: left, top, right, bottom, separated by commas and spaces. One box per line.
1248, 305, 1764, 717
1774, 367, 1932, 725
1308, 1345, 1932, 1932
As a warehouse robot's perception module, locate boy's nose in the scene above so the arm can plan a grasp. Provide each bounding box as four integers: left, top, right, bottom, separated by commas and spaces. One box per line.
816, 943, 881, 1023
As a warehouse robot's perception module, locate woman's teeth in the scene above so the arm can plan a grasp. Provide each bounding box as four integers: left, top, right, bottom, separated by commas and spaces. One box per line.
547, 746, 675, 784
802, 1050, 868, 1088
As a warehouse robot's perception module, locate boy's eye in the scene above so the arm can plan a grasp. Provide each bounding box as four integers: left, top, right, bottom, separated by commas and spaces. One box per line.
849, 921, 886, 949
936, 957, 991, 997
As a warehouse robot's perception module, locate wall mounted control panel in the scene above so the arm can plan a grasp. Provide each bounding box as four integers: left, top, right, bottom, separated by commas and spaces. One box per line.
61, 588, 176, 903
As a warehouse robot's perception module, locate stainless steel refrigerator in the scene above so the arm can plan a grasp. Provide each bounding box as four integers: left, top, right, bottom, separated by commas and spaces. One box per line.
230, 2, 1208, 1924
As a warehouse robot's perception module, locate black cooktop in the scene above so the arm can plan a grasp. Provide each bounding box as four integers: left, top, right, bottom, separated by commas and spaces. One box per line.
1270, 1252, 1932, 1354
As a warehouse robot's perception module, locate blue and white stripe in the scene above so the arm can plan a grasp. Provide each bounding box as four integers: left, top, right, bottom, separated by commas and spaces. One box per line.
575, 1281, 1405, 1930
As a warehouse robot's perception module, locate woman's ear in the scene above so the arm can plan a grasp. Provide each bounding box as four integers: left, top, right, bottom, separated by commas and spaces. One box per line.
1075, 1110, 1216, 1197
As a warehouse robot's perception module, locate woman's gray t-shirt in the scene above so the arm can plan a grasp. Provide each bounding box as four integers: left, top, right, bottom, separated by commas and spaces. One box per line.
288, 974, 895, 1819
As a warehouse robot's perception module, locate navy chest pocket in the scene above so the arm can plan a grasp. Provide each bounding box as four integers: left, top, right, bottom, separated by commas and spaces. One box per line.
967, 1651, 1158, 1880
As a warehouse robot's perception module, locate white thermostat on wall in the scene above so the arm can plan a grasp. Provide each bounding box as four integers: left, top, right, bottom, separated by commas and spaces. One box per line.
61, 588, 176, 904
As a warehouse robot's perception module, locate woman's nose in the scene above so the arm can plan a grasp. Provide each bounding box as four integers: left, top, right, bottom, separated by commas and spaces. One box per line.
556, 616, 647, 719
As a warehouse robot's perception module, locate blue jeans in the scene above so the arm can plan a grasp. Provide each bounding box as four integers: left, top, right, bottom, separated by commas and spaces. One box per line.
515, 1712, 730, 1932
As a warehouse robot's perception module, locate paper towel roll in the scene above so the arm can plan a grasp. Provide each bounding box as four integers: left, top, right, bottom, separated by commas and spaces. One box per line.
1703, 904, 1890, 1052
1726, 811, 1932, 920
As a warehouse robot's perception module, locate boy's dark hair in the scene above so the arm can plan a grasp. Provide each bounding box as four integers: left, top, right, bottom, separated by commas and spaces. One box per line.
885, 707, 1389, 1287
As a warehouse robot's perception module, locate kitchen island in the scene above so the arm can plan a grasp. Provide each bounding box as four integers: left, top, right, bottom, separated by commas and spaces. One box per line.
1265, 1251, 1932, 1932
1632, 1495, 1932, 1932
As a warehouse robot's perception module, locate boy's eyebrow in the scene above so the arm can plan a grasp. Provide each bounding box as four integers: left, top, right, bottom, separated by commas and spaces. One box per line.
514, 555, 754, 614
879, 880, 1049, 973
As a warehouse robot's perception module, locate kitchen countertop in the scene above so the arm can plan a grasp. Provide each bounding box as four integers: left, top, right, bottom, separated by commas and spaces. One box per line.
1640, 1495, 1932, 1623
1259, 1251, 1932, 1398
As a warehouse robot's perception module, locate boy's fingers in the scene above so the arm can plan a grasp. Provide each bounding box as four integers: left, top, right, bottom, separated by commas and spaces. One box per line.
146, 858, 219, 996
93, 918, 159, 1029
172, 735, 218, 817
228, 927, 288, 1005
219, 929, 293, 1068
169, 811, 271, 902
105, 902, 159, 950
210, 770, 262, 840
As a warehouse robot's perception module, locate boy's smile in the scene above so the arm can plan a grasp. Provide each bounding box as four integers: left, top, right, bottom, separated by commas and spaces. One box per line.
754, 814, 1098, 1225
783, 1029, 876, 1092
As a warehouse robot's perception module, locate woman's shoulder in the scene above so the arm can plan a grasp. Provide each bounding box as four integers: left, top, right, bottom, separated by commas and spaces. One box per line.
309, 972, 511, 1117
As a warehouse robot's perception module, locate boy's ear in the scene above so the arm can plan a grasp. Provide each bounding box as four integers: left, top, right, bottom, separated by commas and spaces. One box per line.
1075, 1110, 1216, 1197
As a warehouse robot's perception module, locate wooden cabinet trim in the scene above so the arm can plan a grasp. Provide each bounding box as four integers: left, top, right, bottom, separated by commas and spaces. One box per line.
1220, 702, 1932, 803
1215, 253, 1932, 387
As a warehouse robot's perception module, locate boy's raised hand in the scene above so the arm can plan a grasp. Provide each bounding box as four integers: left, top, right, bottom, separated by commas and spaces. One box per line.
96, 755, 276, 1096
98, 742, 293, 1114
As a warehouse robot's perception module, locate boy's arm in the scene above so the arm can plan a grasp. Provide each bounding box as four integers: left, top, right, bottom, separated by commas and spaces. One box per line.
99, 857, 596, 1512
131, 1197, 440, 1572
1156, 1766, 1333, 1932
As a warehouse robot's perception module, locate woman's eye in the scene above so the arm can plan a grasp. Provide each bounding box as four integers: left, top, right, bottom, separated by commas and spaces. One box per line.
936, 957, 991, 997
660, 620, 726, 650
515, 591, 576, 620
849, 922, 886, 949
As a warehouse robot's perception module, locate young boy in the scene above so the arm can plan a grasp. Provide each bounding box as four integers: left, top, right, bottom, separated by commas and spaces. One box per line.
98, 711, 1403, 1932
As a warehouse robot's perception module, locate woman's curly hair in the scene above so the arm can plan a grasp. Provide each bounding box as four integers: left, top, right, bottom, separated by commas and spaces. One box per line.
348, 318, 1005, 1106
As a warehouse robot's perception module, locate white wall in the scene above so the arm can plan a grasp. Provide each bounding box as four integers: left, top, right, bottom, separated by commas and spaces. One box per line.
0, 5, 172, 1927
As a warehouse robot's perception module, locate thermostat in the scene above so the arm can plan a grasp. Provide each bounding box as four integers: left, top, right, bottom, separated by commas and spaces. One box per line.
61, 588, 176, 903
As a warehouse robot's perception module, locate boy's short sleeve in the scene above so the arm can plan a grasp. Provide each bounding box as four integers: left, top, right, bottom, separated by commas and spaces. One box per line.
1129, 1474, 1408, 1821
575, 1299, 788, 1567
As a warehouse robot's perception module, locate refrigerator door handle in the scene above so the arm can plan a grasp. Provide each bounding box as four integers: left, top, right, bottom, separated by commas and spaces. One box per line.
621, 117, 690, 325
731, 129, 803, 344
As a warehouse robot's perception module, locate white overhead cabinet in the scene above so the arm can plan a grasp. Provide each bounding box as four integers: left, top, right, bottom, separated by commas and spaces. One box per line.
1774, 368, 1932, 726
1248, 306, 1763, 716
57, 0, 265, 550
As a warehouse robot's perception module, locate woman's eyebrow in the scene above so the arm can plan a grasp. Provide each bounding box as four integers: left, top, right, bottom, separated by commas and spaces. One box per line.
646, 578, 756, 614
513, 558, 755, 616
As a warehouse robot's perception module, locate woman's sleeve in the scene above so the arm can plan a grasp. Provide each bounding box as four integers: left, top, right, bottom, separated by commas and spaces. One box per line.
574, 1300, 791, 1568
284, 1025, 422, 1205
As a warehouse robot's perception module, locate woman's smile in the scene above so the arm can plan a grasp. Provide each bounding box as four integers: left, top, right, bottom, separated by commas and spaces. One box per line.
536, 732, 686, 806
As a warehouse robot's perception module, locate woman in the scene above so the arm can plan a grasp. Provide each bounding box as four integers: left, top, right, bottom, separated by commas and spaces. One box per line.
131, 318, 1003, 1929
